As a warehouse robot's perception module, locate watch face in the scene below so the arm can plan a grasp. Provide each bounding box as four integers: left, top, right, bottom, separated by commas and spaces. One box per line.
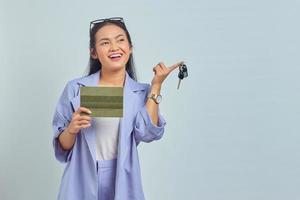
156, 95, 162, 103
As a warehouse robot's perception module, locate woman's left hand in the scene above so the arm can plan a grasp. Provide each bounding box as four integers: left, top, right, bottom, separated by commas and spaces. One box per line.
151, 61, 184, 88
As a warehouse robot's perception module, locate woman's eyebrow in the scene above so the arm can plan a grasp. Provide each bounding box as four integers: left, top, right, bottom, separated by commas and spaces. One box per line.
98, 34, 125, 42
115, 34, 124, 39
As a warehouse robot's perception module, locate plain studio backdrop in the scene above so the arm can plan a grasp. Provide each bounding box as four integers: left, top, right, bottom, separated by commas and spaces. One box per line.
0, 0, 299, 199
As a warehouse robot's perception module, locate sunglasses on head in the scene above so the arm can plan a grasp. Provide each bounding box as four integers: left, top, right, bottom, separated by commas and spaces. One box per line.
90, 17, 125, 34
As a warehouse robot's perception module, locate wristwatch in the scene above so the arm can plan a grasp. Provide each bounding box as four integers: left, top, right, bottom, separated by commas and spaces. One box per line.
147, 93, 162, 104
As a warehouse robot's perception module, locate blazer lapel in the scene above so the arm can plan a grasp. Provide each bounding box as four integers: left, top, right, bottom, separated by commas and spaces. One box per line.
70, 71, 100, 162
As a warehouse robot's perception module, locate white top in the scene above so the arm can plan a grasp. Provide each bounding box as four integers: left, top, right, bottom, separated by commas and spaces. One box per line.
94, 117, 120, 160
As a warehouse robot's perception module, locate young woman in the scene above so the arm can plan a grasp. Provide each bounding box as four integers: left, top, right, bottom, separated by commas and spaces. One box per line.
52, 17, 183, 200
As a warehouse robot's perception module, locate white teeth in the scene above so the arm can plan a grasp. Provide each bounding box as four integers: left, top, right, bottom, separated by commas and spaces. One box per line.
109, 54, 122, 58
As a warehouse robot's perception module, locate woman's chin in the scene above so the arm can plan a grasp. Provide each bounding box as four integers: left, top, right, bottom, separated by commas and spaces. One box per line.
106, 64, 126, 72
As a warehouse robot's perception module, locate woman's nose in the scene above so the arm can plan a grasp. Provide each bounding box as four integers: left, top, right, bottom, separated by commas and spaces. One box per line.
110, 42, 119, 51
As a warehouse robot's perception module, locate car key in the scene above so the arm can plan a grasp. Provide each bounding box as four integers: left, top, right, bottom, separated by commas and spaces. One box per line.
177, 70, 184, 89
177, 64, 188, 90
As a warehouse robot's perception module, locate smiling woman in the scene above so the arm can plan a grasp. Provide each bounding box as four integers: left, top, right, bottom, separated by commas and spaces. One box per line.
52, 17, 183, 200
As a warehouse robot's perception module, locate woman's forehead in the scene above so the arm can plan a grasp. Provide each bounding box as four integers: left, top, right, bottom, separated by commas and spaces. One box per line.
95, 24, 126, 39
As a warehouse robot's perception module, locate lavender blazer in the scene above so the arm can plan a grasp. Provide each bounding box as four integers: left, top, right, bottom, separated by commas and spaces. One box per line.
52, 70, 166, 200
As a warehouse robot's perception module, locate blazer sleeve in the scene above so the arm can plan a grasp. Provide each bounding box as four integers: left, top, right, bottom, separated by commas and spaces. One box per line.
52, 81, 75, 163
133, 84, 167, 143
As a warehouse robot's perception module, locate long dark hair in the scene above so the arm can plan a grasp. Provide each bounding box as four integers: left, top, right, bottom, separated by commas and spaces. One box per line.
86, 19, 137, 81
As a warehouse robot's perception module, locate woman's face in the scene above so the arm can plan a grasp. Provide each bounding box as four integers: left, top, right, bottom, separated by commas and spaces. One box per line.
91, 24, 132, 72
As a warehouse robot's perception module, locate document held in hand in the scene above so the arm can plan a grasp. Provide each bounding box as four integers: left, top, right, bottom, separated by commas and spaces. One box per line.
80, 86, 123, 117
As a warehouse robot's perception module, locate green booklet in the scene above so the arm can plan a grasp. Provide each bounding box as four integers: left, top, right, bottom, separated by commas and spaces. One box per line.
80, 86, 123, 117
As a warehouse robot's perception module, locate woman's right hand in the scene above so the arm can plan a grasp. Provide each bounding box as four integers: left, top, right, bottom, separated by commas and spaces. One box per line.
66, 107, 92, 135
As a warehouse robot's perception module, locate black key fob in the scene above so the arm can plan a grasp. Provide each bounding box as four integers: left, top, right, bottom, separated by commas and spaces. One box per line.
178, 64, 188, 79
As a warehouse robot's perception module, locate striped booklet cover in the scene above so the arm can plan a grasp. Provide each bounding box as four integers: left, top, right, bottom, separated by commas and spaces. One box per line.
80, 86, 123, 117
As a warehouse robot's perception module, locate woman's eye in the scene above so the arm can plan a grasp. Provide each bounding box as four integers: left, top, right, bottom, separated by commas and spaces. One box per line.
101, 41, 109, 45
118, 38, 125, 42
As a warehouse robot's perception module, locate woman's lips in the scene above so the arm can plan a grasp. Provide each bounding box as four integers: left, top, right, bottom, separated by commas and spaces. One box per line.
110, 56, 122, 61
108, 53, 122, 62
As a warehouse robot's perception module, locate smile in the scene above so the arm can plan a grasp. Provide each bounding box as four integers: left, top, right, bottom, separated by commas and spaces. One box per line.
108, 53, 123, 61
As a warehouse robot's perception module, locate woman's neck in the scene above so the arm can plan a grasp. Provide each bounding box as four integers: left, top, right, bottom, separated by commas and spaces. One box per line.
99, 68, 126, 87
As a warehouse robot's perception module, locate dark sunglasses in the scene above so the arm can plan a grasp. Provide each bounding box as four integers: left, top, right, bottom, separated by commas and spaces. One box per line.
90, 17, 125, 34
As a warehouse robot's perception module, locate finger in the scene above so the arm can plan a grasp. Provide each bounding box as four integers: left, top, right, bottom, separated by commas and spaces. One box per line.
72, 113, 81, 121
168, 61, 184, 72
153, 63, 162, 73
77, 107, 92, 115
153, 66, 160, 74
73, 123, 91, 129
78, 120, 90, 126
78, 115, 92, 121
157, 62, 169, 74
154, 62, 167, 73
80, 124, 91, 129
73, 113, 90, 121
153, 67, 164, 76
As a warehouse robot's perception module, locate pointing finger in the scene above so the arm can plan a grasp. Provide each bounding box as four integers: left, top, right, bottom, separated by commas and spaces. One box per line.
168, 61, 184, 72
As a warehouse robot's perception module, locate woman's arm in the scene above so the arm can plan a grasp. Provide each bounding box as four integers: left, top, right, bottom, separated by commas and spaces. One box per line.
58, 107, 92, 150
52, 81, 91, 163
146, 61, 183, 125
133, 61, 183, 144
58, 128, 77, 151
145, 84, 161, 125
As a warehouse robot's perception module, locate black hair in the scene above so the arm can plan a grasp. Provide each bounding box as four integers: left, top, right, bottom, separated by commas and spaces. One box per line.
86, 20, 137, 81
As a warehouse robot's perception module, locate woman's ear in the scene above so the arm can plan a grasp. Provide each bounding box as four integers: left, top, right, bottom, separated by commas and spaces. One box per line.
90, 48, 98, 59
